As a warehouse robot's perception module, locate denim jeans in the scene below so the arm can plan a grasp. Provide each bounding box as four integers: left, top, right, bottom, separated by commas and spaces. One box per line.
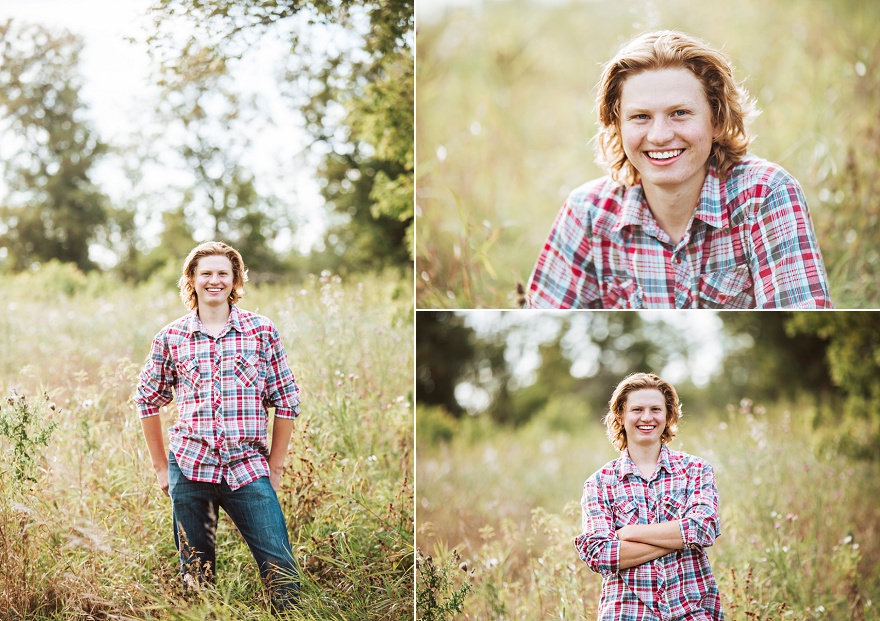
167, 453, 299, 609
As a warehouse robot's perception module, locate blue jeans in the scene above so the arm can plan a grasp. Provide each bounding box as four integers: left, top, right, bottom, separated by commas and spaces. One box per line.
167, 453, 299, 608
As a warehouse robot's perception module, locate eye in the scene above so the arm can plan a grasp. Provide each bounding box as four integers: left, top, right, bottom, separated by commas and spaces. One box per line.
631, 113, 650, 121
672, 110, 690, 117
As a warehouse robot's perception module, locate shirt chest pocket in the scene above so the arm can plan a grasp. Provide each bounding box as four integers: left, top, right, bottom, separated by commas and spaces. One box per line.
233, 352, 263, 390
175, 357, 201, 395
662, 493, 686, 522
699, 264, 754, 309
613, 498, 640, 528
600, 277, 646, 309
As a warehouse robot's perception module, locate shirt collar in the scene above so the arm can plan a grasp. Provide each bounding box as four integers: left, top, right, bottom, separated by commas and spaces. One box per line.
618, 444, 676, 479
693, 165, 727, 230
613, 164, 728, 234
614, 184, 651, 232
186, 305, 242, 337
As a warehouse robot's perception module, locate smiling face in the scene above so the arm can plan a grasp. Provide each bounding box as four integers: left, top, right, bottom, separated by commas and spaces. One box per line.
193, 254, 234, 309
622, 388, 668, 450
619, 67, 719, 196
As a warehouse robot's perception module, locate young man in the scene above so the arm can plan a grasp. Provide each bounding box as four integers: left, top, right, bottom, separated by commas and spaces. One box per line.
575, 373, 724, 620
135, 241, 301, 610
526, 30, 832, 309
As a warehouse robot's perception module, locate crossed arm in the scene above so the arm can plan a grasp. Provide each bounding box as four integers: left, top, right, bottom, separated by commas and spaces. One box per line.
616, 521, 684, 569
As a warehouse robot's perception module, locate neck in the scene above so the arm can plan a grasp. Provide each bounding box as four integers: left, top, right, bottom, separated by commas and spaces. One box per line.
627, 442, 662, 478
642, 173, 706, 245
197, 302, 231, 327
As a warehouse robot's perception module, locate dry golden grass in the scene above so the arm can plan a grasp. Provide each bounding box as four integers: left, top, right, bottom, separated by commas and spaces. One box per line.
0, 264, 414, 620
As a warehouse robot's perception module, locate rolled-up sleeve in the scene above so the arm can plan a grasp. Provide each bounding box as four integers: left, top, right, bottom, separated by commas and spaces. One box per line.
135, 334, 175, 418
262, 324, 300, 419
679, 461, 721, 549
574, 476, 619, 575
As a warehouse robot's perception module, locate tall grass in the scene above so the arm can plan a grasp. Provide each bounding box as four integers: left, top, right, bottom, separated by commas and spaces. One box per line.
416, 401, 880, 619
0, 264, 414, 620
416, 0, 880, 308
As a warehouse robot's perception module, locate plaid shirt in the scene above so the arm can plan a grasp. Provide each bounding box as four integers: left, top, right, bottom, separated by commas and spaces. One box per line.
135, 305, 300, 490
526, 156, 832, 309
575, 446, 724, 621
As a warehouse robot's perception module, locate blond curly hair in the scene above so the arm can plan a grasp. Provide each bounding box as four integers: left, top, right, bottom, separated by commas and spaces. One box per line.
603, 372, 681, 452
178, 241, 249, 311
596, 30, 757, 186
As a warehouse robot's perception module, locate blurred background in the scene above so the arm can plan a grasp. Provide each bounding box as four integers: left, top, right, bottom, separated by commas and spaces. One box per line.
0, 0, 413, 283
416, 310, 880, 619
415, 0, 880, 308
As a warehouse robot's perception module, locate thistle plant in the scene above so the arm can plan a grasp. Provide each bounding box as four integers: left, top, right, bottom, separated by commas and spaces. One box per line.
0, 390, 58, 489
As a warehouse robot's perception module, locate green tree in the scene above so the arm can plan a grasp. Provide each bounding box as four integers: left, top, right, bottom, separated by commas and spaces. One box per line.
416, 311, 479, 417
417, 312, 680, 428
500, 313, 673, 427
716, 312, 836, 408
787, 313, 880, 429
146, 0, 414, 272
0, 21, 111, 272
152, 46, 288, 275
133, 205, 197, 280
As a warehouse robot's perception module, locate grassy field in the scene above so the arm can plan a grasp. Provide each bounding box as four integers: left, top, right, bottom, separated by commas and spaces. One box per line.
0, 263, 414, 620
416, 401, 880, 620
415, 0, 880, 308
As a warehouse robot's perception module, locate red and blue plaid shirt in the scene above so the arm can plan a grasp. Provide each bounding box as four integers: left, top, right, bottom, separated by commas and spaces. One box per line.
135, 305, 300, 490
575, 445, 724, 621
526, 156, 832, 309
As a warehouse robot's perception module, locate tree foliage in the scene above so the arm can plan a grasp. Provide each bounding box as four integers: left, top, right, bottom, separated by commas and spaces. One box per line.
149, 45, 289, 275
716, 312, 836, 406
0, 21, 111, 272
739, 312, 880, 457
416, 311, 481, 417
416, 313, 676, 427
146, 0, 414, 273
786, 313, 880, 424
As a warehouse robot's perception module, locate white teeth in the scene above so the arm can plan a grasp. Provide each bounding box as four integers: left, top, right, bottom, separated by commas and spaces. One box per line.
647, 149, 683, 160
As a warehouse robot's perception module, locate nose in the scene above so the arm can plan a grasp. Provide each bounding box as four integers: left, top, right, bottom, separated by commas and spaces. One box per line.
646, 117, 674, 145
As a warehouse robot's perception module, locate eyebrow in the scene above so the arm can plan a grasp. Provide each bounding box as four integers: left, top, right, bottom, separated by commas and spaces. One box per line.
622, 101, 697, 115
